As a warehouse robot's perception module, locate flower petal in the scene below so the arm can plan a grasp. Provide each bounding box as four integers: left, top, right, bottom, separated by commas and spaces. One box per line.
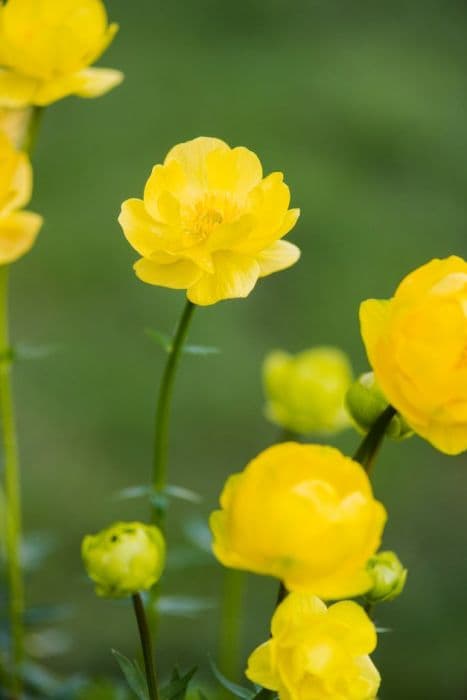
256, 240, 301, 277
73, 67, 124, 99
165, 136, 229, 189
246, 642, 278, 690
0, 210, 42, 264
359, 299, 391, 362
134, 257, 202, 289
326, 600, 377, 655
206, 146, 263, 195
271, 593, 327, 638
187, 252, 260, 306
0, 70, 39, 108
119, 199, 171, 257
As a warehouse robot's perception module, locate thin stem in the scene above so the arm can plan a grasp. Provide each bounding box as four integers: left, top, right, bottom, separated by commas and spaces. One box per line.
218, 569, 247, 684
132, 594, 159, 700
0, 266, 24, 698
352, 405, 396, 473
152, 299, 195, 523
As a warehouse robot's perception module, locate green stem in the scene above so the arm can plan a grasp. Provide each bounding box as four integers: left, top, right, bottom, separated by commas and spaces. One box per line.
0, 266, 24, 698
152, 299, 195, 523
132, 594, 159, 700
352, 405, 396, 473
218, 569, 247, 684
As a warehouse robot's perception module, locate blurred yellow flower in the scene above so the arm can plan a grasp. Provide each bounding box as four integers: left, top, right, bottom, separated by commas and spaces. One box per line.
0, 107, 31, 147
246, 593, 381, 700
210, 442, 386, 599
0, 133, 42, 264
0, 0, 123, 107
81, 521, 166, 598
263, 347, 352, 435
360, 256, 467, 455
119, 136, 300, 306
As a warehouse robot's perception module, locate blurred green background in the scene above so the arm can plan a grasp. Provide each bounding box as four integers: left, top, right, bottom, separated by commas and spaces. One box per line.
8, 0, 467, 697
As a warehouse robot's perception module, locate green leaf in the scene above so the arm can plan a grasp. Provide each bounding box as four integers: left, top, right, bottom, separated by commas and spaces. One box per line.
145, 328, 172, 352
114, 485, 151, 501
165, 485, 202, 504
115, 484, 201, 506
183, 345, 220, 356
209, 660, 254, 700
112, 650, 149, 700
157, 595, 216, 618
161, 667, 197, 700
183, 518, 213, 553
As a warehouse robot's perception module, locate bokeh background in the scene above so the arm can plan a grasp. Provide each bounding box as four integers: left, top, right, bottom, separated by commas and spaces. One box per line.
9, 0, 467, 697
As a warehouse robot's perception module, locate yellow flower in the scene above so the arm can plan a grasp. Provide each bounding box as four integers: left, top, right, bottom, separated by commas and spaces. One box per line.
246, 593, 381, 700
0, 132, 42, 264
0, 107, 31, 147
0, 0, 123, 108
118, 136, 300, 306
81, 521, 166, 598
263, 347, 353, 435
210, 442, 386, 599
360, 256, 467, 455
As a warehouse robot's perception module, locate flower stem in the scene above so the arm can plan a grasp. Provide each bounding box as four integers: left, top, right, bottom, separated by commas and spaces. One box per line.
132, 593, 160, 700
0, 266, 24, 698
23, 107, 44, 157
352, 405, 396, 473
152, 299, 195, 523
218, 569, 247, 685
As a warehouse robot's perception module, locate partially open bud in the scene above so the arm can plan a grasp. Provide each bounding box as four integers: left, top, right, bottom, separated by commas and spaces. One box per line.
346, 372, 412, 440
365, 551, 407, 604
81, 521, 165, 598
263, 347, 353, 436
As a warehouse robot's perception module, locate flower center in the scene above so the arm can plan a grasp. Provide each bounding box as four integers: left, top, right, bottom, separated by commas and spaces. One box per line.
191, 208, 224, 241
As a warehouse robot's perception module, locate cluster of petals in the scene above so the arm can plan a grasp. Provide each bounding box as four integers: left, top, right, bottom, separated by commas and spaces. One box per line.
210, 442, 386, 600
246, 592, 381, 700
360, 256, 467, 455
0, 132, 42, 263
0, 0, 123, 107
119, 136, 301, 306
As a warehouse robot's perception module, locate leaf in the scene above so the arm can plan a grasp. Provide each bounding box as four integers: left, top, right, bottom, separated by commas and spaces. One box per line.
164, 485, 202, 504
209, 660, 254, 700
157, 595, 216, 619
114, 485, 151, 501
145, 328, 172, 352
161, 667, 197, 700
183, 518, 213, 553
112, 649, 149, 700
183, 345, 220, 356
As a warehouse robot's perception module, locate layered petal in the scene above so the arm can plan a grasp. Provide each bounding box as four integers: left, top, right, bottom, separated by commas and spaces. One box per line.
0, 210, 42, 264
134, 257, 202, 290
187, 252, 260, 306
256, 240, 301, 277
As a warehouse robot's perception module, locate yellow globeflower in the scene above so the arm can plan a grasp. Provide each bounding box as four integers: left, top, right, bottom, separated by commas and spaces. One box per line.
118, 137, 300, 306
210, 443, 386, 599
0, 133, 42, 264
0, 0, 123, 108
81, 521, 166, 598
246, 593, 381, 700
263, 347, 353, 435
360, 256, 467, 455
0, 107, 31, 147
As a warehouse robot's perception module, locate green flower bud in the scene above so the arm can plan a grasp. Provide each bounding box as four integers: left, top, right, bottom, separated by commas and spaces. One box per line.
365, 551, 407, 604
263, 347, 353, 436
346, 372, 413, 440
81, 521, 165, 598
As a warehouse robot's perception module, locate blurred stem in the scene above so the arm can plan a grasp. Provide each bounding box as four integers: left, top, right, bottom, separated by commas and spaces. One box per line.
0, 266, 24, 699
352, 405, 396, 473
152, 299, 195, 523
132, 593, 159, 700
23, 107, 44, 156
218, 569, 247, 686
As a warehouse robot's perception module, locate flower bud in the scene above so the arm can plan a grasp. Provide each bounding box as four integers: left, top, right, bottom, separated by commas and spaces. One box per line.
346, 372, 413, 440
263, 347, 353, 435
364, 551, 407, 604
81, 521, 165, 598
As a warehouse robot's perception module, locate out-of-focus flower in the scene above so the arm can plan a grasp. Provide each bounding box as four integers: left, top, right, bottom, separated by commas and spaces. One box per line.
0, 107, 31, 147
119, 136, 300, 306
81, 521, 165, 598
346, 371, 412, 440
360, 256, 467, 455
263, 347, 353, 435
246, 592, 381, 700
0, 0, 123, 107
0, 133, 42, 263
364, 551, 407, 605
210, 442, 386, 599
